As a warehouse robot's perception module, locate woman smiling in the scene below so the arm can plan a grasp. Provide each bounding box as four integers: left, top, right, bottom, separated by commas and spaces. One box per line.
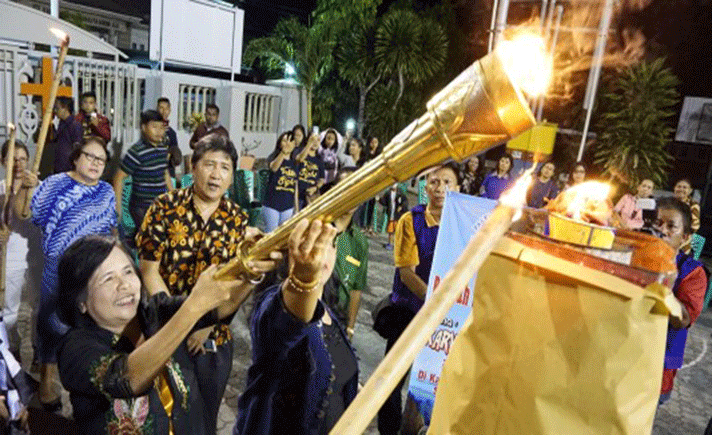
56, 235, 279, 434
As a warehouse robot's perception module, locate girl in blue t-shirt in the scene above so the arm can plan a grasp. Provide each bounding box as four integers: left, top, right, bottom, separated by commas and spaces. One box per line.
481, 153, 514, 200
260, 132, 298, 232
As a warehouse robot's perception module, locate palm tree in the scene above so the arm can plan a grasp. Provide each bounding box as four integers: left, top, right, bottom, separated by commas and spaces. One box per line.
243, 17, 335, 128
593, 58, 680, 189
374, 10, 448, 108
336, 25, 381, 139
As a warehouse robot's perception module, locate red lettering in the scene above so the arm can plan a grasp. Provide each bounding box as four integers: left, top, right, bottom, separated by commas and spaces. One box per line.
456, 285, 471, 305
433, 275, 441, 292
417, 370, 427, 381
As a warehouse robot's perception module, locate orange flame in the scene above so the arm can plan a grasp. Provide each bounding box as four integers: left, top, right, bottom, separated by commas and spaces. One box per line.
560, 181, 611, 221
497, 33, 553, 97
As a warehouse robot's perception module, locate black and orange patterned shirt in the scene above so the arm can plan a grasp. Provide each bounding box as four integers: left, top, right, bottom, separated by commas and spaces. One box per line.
136, 187, 248, 344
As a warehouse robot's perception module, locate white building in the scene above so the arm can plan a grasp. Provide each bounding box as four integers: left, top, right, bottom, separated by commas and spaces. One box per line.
1, 0, 307, 178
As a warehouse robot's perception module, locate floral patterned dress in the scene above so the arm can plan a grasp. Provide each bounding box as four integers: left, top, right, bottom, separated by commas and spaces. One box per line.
57, 293, 218, 435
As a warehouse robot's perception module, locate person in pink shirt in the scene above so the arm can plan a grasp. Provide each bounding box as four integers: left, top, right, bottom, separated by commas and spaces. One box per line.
614, 178, 654, 229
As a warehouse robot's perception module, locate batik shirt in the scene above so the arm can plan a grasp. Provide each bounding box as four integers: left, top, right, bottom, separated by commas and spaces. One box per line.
136, 186, 248, 343
57, 293, 218, 435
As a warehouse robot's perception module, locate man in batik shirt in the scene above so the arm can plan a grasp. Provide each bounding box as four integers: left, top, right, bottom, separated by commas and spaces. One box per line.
136, 133, 246, 435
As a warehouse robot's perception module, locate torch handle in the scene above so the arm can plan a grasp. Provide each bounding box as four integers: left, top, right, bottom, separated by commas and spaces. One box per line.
32, 41, 69, 174
4, 125, 16, 192
329, 204, 517, 435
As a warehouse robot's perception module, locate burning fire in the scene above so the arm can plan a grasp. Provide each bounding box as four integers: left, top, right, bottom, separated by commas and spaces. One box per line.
500, 166, 536, 221
49, 28, 69, 43
7, 123, 15, 132
546, 181, 612, 225
497, 33, 553, 97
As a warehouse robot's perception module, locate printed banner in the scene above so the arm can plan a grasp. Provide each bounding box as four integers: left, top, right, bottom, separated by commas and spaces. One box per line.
407, 191, 497, 424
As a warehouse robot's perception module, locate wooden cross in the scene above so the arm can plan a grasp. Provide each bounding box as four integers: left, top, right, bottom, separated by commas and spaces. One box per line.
20, 56, 72, 115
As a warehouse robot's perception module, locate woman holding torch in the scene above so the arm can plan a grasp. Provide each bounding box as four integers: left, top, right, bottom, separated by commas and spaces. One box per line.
14, 136, 117, 411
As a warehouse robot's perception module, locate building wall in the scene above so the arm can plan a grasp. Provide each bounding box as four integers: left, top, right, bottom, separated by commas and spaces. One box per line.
136, 68, 307, 163
14, 0, 144, 52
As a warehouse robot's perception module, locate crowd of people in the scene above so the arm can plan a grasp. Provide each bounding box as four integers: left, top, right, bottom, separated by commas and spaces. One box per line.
0, 93, 709, 435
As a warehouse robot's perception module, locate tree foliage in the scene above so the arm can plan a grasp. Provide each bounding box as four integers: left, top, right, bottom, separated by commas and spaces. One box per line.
593, 58, 680, 189
243, 17, 335, 127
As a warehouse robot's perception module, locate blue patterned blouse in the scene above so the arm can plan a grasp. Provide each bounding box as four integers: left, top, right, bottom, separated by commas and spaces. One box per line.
31, 173, 117, 353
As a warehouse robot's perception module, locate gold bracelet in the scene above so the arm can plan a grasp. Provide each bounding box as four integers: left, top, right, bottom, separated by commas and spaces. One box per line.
283, 276, 317, 294
288, 266, 320, 289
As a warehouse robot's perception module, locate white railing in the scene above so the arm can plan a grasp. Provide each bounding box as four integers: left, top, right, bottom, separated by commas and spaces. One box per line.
177, 83, 216, 131
244, 92, 280, 133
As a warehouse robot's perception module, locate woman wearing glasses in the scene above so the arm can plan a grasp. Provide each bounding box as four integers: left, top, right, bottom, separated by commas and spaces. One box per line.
15, 135, 117, 412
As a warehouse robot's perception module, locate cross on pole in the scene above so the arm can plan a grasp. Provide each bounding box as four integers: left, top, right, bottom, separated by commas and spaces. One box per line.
20, 56, 72, 115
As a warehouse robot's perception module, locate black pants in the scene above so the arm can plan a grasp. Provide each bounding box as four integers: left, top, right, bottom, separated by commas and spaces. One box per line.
128, 201, 149, 247
194, 338, 233, 435
377, 307, 416, 435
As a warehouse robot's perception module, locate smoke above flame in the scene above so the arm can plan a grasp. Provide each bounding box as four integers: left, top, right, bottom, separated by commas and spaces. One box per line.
497, 0, 655, 101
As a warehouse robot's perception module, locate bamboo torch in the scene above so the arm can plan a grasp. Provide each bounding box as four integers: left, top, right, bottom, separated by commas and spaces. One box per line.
31, 28, 70, 173
329, 169, 535, 435
2, 123, 17, 221
1, 123, 17, 304
214, 34, 552, 283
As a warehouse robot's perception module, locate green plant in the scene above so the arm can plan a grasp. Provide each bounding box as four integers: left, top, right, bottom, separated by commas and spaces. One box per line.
593, 58, 680, 189
374, 9, 448, 108
243, 17, 335, 128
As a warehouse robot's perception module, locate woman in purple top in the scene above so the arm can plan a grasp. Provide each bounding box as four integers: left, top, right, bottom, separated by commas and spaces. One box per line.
480, 153, 514, 200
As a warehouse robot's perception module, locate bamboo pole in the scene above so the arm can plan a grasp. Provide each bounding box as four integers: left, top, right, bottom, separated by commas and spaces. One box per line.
329, 170, 534, 435
31, 29, 70, 173
1, 123, 16, 307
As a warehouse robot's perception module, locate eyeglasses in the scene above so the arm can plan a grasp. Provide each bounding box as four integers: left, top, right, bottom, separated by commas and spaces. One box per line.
81, 151, 107, 166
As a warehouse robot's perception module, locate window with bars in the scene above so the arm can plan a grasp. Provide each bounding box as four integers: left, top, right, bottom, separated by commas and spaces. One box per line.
243, 92, 280, 133
177, 84, 217, 131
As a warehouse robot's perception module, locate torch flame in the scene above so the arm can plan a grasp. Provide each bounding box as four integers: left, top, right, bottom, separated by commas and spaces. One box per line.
50, 28, 68, 43
497, 33, 553, 97
562, 181, 611, 221
7, 123, 15, 132
500, 166, 536, 221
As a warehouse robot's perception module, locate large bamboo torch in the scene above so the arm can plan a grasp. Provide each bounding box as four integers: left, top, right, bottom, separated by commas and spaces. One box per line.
329, 169, 535, 435
2, 123, 17, 225
215, 34, 552, 281
31, 28, 70, 173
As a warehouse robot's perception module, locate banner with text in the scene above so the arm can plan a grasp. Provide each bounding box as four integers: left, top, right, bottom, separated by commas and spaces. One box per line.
407, 191, 497, 424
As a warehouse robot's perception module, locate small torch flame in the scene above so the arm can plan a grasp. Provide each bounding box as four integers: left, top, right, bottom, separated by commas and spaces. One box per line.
7, 123, 15, 132
500, 166, 536, 221
497, 33, 553, 97
562, 181, 611, 221
50, 28, 69, 44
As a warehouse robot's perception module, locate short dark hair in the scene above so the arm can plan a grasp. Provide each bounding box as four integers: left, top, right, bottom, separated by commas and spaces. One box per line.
206, 104, 219, 114
497, 152, 514, 175
57, 235, 140, 328
675, 178, 692, 188
571, 162, 586, 175
157, 97, 170, 106
80, 91, 96, 102
1, 139, 29, 162
191, 133, 238, 170
56, 96, 74, 114
141, 109, 163, 125
537, 160, 555, 176
69, 136, 110, 170
656, 197, 692, 235
428, 161, 462, 186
